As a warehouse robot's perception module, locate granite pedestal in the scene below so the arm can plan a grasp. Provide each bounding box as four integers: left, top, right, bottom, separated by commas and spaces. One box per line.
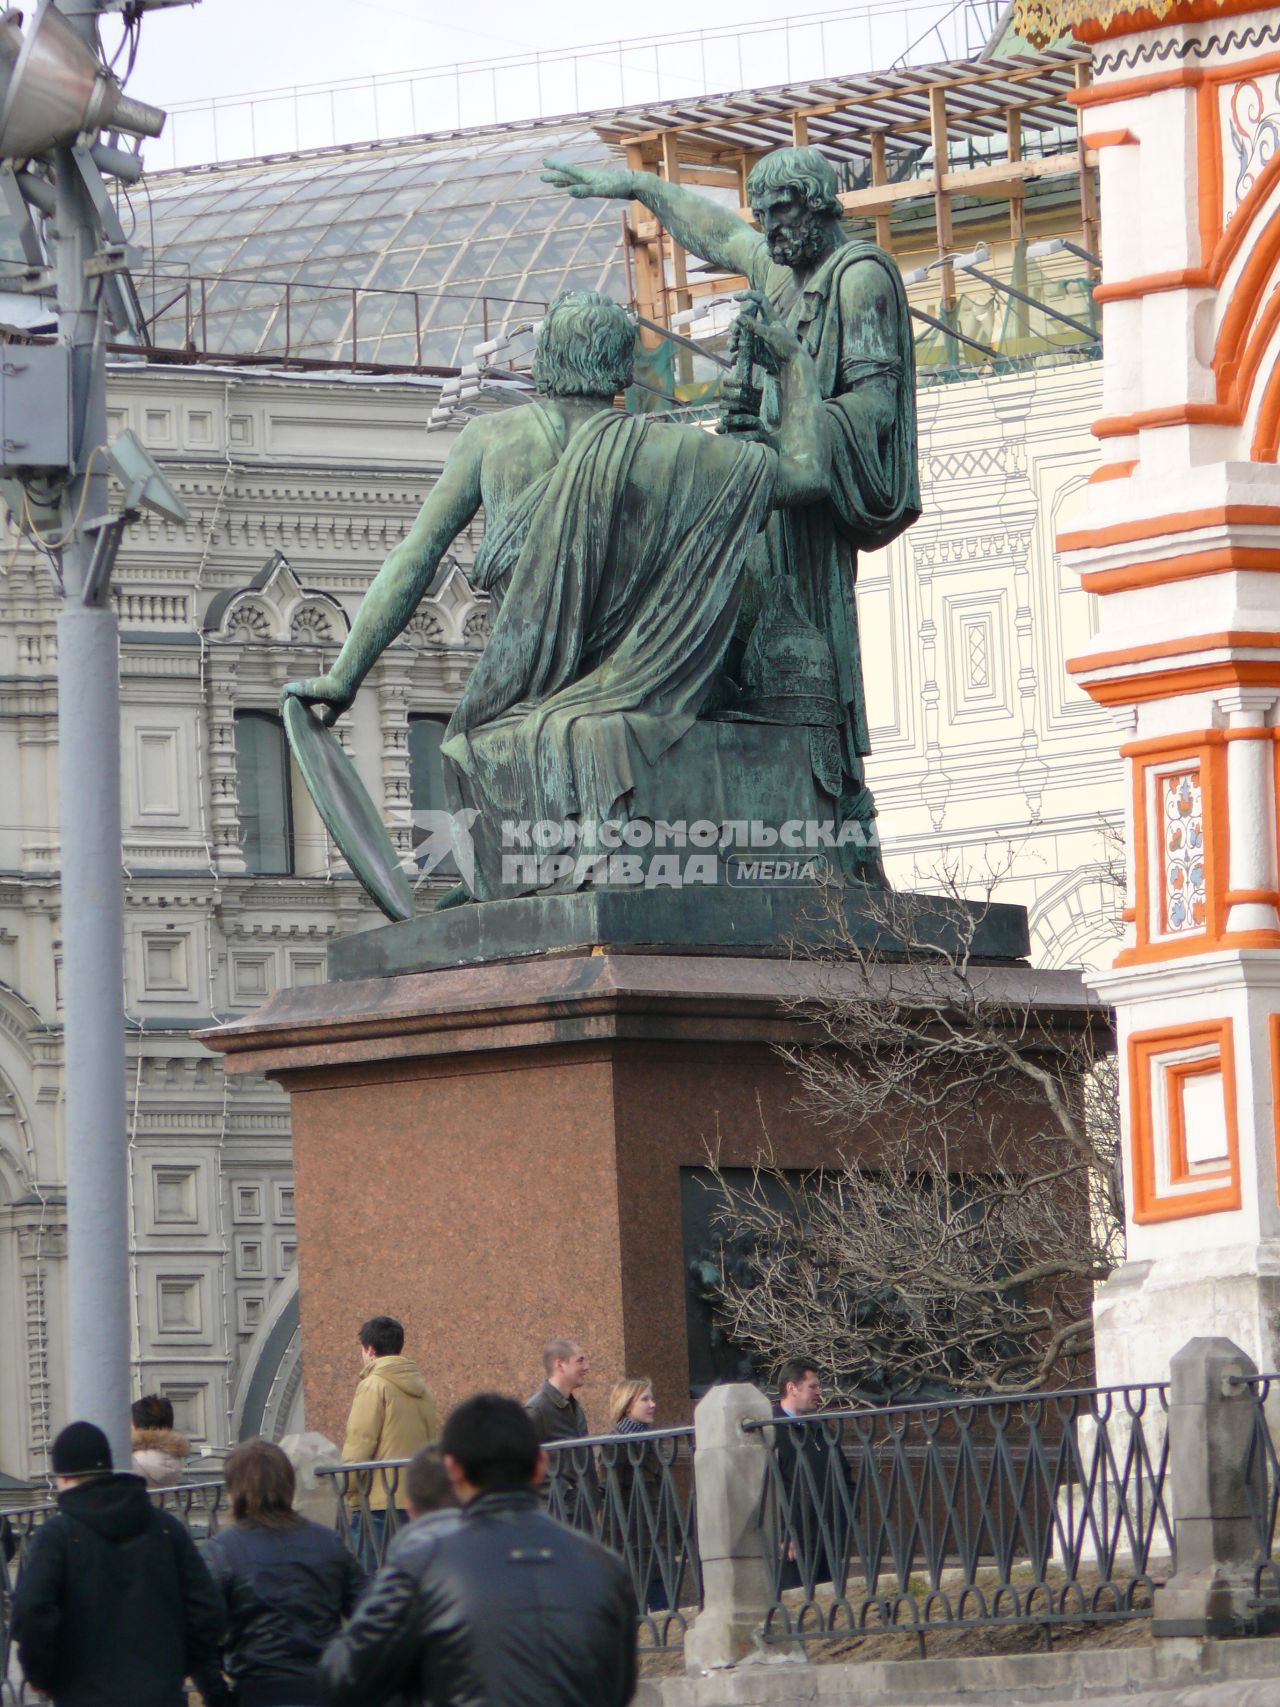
203, 916, 1097, 1444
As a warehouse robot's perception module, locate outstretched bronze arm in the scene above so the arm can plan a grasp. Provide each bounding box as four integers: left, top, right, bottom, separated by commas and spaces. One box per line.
541, 159, 763, 279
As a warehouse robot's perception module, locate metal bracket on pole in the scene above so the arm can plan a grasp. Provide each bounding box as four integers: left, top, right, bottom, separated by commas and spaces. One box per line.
80, 509, 129, 607
68, 144, 145, 339
0, 161, 47, 268
7, 265, 55, 294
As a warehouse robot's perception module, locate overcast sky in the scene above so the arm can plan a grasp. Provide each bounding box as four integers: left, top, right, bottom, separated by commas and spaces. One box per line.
127, 0, 815, 103
121, 0, 968, 168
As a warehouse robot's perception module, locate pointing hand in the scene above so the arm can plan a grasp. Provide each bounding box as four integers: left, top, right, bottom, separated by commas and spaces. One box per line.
541, 159, 636, 200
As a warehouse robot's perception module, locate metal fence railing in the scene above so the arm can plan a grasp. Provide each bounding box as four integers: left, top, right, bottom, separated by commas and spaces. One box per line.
119, 275, 550, 377
22, 1369, 1277, 1691
315, 1458, 413, 1575
744, 1383, 1174, 1646
545, 1428, 701, 1649
317, 1427, 700, 1651
150, 2, 1006, 171
1238, 1373, 1280, 1628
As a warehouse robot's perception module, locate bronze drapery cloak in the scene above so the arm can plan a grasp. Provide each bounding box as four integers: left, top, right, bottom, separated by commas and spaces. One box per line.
747, 241, 921, 780
442, 405, 775, 899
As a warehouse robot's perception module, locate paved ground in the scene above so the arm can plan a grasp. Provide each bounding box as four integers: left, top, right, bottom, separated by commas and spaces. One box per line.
937, 1686, 1280, 1707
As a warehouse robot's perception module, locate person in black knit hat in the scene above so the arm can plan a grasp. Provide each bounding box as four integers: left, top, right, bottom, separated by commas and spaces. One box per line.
11, 1419, 224, 1707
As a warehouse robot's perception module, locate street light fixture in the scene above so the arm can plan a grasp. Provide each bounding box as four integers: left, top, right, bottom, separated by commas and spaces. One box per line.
905, 239, 1099, 344
902, 242, 992, 285
0, 0, 191, 1473
1027, 236, 1102, 269
0, 1, 164, 158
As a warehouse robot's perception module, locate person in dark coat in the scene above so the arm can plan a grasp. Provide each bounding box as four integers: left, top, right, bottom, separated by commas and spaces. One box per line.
606, 1377, 660, 1503
319, 1392, 636, 1707
195, 1439, 366, 1707
605, 1378, 671, 1615
11, 1419, 223, 1707
525, 1336, 598, 1522
770, 1357, 853, 1593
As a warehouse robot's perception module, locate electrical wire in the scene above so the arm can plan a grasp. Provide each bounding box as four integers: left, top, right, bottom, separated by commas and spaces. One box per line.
120, 179, 139, 245
190, 380, 239, 1446
104, 8, 140, 83
18, 443, 109, 553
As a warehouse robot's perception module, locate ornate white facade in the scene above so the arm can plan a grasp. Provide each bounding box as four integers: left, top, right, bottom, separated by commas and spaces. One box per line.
0, 347, 1114, 1481
0, 366, 491, 1480
867, 357, 1122, 964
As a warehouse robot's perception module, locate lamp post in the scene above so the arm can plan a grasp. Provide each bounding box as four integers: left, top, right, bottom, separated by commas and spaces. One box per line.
0, 0, 189, 1469
54, 0, 128, 1469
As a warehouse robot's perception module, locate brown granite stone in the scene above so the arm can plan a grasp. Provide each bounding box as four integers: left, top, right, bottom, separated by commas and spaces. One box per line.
200, 952, 1097, 1442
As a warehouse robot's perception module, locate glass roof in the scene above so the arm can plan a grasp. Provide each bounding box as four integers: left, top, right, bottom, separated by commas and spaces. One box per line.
130, 122, 628, 370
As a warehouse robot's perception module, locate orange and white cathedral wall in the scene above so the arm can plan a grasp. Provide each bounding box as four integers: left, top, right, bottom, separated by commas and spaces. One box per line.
1061, 0, 1280, 1377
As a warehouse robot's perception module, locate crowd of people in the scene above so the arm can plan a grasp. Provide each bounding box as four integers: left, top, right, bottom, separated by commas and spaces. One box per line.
8, 1315, 838, 1707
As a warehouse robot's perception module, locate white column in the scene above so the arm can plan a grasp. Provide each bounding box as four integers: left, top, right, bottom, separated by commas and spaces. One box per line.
1218, 690, 1279, 935
1113, 705, 1139, 954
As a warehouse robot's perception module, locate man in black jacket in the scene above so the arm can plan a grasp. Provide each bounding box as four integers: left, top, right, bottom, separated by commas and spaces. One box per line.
320, 1393, 636, 1707
771, 1358, 854, 1593
11, 1419, 224, 1707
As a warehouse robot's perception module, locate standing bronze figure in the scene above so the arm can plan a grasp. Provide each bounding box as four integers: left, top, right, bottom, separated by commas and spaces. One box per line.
543, 146, 920, 879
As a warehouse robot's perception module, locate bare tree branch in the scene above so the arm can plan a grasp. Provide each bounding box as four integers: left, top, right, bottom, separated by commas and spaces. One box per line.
702, 869, 1122, 1399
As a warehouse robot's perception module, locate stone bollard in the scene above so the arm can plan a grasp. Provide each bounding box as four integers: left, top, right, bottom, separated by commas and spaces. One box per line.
280, 1430, 342, 1526
1152, 1336, 1260, 1638
684, 1383, 800, 1673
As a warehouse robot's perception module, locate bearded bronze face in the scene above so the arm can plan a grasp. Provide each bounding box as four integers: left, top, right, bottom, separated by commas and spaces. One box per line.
752, 185, 837, 271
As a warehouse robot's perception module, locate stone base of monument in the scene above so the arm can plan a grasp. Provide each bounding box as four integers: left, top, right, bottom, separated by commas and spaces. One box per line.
202, 895, 1098, 1440
329, 880, 1031, 980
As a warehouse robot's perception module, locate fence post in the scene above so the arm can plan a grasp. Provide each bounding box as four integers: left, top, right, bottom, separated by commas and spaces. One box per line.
684, 1383, 795, 1673
1153, 1335, 1259, 1637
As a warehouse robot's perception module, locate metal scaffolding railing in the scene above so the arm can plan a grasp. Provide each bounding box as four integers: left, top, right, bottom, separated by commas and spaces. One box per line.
117, 270, 550, 376
142, 0, 1006, 172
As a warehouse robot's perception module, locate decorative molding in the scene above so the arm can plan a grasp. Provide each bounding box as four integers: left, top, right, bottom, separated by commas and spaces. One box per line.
403, 609, 445, 648
289, 602, 340, 645
924, 444, 1022, 483
462, 605, 491, 648
1094, 17, 1280, 74
205, 552, 350, 647
114, 593, 191, 627
377, 674, 415, 858
225, 602, 272, 642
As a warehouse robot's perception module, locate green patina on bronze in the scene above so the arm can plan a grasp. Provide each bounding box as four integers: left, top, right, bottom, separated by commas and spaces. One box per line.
283, 146, 920, 913
544, 146, 920, 851
282, 697, 413, 922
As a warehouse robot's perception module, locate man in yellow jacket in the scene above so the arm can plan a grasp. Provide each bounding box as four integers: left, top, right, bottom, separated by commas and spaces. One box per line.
341, 1315, 440, 1566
